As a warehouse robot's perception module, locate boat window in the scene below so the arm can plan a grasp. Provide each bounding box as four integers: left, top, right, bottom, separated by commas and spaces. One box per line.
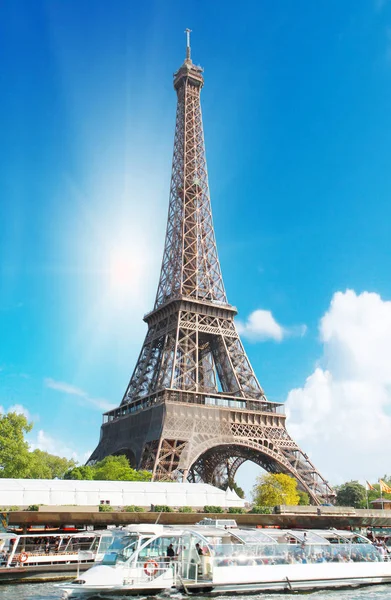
232, 530, 277, 544
140, 536, 153, 545
281, 531, 329, 545
315, 535, 343, 544
101, 536, 139, 565
89, 537, 99, 552
65, 536, 95, 552
211, 542, 383, 565
138, 536, 180, 560
350, 535, 370, 544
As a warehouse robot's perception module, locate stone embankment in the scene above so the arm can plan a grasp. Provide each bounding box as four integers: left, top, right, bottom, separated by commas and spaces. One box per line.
7, 505, 391, 530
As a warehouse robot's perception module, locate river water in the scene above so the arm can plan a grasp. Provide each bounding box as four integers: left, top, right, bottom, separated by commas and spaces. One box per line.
1, 585, 391, 600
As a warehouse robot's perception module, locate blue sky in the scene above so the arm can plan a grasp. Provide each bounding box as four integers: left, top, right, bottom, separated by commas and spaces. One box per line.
1, 0, 391, 493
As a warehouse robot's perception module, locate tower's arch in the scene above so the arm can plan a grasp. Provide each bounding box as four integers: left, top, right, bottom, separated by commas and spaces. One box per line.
184, 440, 321, 505
112, 448, 137, 469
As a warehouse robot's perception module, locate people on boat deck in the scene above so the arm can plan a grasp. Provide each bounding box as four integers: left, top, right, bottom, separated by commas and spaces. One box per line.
195, 543, 203, 556
213, 546, 384, 567
300, 533, 307, 550
167, 544, 175, 559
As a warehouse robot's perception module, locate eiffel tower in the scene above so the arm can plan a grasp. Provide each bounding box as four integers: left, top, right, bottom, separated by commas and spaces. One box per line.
89, 31, 333, 504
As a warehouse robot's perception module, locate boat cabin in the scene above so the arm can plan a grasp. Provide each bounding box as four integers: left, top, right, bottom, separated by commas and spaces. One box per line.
0, 529, 127, 568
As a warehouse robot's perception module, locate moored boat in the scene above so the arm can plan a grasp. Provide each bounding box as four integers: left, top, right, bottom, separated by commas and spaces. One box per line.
0, 528, 128, 584
58, 524, 391, 597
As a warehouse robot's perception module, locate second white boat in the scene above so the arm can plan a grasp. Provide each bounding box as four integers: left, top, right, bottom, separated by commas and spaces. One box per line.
58, 523, 391, 597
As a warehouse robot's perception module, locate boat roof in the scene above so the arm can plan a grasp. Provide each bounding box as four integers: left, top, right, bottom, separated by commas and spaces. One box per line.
34, 524, 369, 548
309, 529, 369, 540
3, 528, 124, 540
231, 529, 278, 544
167, 525, 232, 538
263, 529, 328, 545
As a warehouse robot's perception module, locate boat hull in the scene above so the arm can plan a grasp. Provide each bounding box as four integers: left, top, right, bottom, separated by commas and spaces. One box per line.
188, 562, 391, 594
0, 563, 92, 585
60, 562, 391, 597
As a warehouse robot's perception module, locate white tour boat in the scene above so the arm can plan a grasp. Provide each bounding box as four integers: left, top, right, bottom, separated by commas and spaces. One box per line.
0, 528, 128, 583
58, 523, 391, 597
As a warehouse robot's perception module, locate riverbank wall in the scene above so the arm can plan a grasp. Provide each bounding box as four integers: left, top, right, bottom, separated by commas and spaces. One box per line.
7, 508, 391, 530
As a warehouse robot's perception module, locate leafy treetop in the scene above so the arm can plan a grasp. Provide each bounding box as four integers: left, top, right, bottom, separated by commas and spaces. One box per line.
65, 455, 152, 481
0, 412, 151, 482
252, 473, 300, 507
298, 490, 310, 506
335, 481, 367, 508
0, 412, 32, 478
28, 449, 76, 479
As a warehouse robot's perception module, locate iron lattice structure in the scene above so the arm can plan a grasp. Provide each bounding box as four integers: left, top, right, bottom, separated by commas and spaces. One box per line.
89, 34, 333, 504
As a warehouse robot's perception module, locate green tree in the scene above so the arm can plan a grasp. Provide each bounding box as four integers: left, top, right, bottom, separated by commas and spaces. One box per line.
92, 455, 152, 481
0, 412, 32, 478
298, 491, 310, 506
28, 450, 76, 479
250, 506, 272, 514
99, 504, 113, 512
335, 481, 366, 508
366, 482, 391, 506
226, 478, 245, 499
252, 473, 300, 507
64, 465, 94, 480
203, 505, 224, 513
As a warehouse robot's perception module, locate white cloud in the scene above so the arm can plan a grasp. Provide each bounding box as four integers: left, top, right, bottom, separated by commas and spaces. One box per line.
0, 404, 31, 419
29, 430, 80, 462
45, 378, 85, 397
236, 309, 306, 342
44, 378, 116, 412
8, 404, 31, 419
29, 430, 92, 464
285, 289, 391, 485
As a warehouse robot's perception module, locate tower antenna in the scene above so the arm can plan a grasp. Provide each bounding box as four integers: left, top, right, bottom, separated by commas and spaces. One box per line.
185, 28, 192, 60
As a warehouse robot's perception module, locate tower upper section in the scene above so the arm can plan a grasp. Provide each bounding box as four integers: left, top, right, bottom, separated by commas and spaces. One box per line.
173, 28, 204, 91
154, 32, 228, 310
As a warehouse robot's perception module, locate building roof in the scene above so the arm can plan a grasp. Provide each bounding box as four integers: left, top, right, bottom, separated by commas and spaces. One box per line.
0, 479, 244, 508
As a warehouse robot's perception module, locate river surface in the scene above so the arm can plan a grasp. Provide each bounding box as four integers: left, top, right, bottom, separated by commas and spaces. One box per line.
1, 585, 391, 600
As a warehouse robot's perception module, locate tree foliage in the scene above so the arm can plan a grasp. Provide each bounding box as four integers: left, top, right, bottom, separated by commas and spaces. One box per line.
98, 504, 113, 512
298, 491, 310, 506
65, 455, 152, 482
0, 412, 32, 478
64, 465, 94, 480
250, 506, 272, 514
178, 506, 193, 513
226, 478, 245, 499
28, 450, 76, 479
153, 505, 173, 512
203, 505, 224, 513
0, 413, 152, 482
335, 481, 366, 508
123, 505, 144, 512
252, 473, 300, 507
366, 477, 391, 505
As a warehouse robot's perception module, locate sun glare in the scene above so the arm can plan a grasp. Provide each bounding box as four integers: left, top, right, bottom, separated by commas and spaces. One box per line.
108, 246, 145, 302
